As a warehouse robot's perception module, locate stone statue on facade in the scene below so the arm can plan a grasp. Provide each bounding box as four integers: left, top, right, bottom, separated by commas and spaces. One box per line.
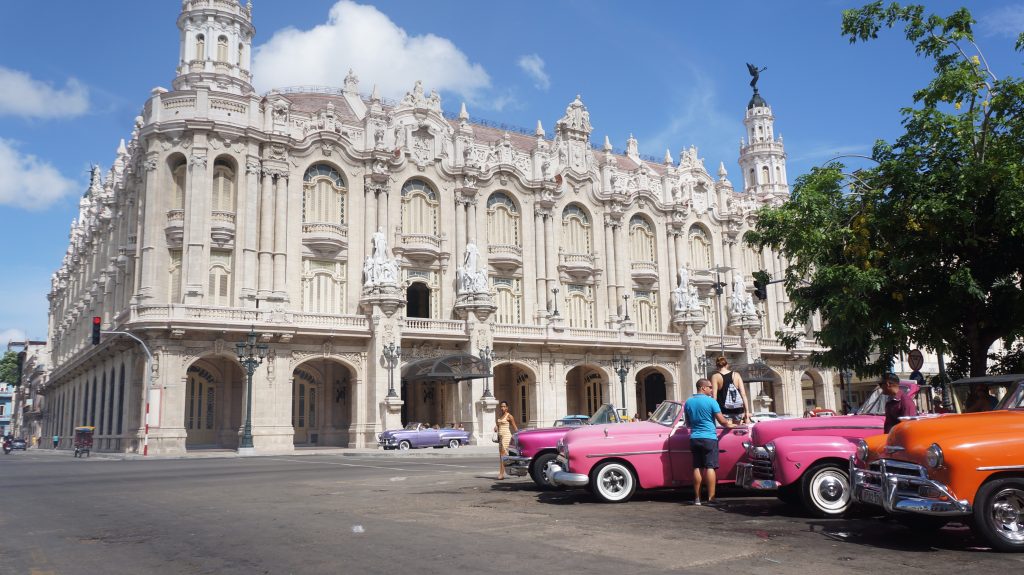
730, 271, 746, 316
746, 63, 767, 91
742, 292, 757, 317
456, 242, 488, 295
372, 227, 388, 261
363, 228, 400, 288
687, 285, 701, 311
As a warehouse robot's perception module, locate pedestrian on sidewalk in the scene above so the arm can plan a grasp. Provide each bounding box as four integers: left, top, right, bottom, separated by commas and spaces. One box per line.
684, 378, 736, 506
52, 434, 59, 449
494, 400, 518, 480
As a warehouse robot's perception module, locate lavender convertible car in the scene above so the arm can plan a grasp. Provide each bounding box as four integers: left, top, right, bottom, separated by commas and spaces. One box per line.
377, 423, 470, 450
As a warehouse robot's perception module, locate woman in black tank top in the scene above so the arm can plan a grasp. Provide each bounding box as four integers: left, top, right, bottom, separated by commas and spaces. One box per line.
712, 357, 750, 424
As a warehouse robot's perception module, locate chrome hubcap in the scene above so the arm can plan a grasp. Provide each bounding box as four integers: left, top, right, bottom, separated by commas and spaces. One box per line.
810, 469, 849, 512
599, 466, 632, 499
990, 488, 1024, 543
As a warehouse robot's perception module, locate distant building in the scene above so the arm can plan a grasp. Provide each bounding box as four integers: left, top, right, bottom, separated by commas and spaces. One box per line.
43, 0, 831, 455
0, 383, 12, 436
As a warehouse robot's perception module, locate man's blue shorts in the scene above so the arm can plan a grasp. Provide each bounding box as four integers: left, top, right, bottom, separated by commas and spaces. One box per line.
690, 438, 719, 469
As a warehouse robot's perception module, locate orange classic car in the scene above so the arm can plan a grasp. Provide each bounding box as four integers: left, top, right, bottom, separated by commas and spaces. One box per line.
851, 376, 1024, 552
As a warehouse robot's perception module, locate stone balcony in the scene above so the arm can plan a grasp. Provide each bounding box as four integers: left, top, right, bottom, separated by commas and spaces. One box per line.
210, 210, 236, 245
165, 209, 184, 246
558, 252, 597, 278
630, 260, 659, 283
487, 243, 522, 270
399, 233, 443, 260
302, 222, 348, 254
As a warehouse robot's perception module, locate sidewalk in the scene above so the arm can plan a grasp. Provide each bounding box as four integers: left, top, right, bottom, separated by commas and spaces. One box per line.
25, 444, 500, 461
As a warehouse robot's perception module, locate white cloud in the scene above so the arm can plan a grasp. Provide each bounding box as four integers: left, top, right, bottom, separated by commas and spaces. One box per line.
0, 139, 79, 210
252, 1, 490, 104
0, 66, 90, 119
0, 328, 27, 345
517, 54, 550, 90
979, 5, 1024, 37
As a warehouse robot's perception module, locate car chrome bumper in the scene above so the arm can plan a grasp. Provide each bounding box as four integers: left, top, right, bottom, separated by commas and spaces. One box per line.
850, 457, 971, 516
377, 438, 398, 448
502, 455, 530, 477
736, 463, 780, 490
546, 458, 588, 487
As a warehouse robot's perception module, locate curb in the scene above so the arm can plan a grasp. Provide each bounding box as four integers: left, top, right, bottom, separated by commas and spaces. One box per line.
26, 446, 500, 461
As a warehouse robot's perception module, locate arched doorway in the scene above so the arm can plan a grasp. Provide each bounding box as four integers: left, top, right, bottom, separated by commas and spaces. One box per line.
184, 356, 244, 449
801, 370, 827, 413
565, 365, 607, 417
400, 354, 489, 428
492, 362, 536, 427
406, 282, 430, 318
292, 359, 356, 446
635, 368, 667, 419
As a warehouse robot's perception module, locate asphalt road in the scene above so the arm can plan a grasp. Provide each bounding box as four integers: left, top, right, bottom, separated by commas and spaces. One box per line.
1, 450, 1021, 575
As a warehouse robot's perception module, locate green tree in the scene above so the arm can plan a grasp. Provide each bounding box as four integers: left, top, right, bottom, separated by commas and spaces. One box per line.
746, 2, 1024, 377
0, 351, 19, 384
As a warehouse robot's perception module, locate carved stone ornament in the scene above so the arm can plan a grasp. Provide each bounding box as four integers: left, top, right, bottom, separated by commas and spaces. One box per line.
144, 155, 159, 172
246, 157, 262, 175
189, 154, 208, 169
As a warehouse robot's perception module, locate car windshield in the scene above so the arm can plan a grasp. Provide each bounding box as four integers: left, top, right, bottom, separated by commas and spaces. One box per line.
951, 380, 1016, 413
588, 404, 623, 425
403, 423, 420, 430
857, 384, 912, 415
995, 381, 1024, 410
650, 401, 682, 427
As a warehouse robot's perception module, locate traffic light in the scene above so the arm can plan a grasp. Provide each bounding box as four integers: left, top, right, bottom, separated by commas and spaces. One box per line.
753, 279, 768, 301
91, 316, 102, 345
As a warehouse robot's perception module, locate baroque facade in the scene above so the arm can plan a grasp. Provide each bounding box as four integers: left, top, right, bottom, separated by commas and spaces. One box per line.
42, 0, 834, 455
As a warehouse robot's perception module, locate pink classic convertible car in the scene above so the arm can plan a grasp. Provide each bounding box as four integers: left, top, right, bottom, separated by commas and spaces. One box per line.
735, 380, 923, 517
546, 401, 750, 502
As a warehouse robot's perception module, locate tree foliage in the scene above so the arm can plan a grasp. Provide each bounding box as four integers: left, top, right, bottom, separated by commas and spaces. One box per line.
0, 351, 19, 385
746, 2, 1024, 377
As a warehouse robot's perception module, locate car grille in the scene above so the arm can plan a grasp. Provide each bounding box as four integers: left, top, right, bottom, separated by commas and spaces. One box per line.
862, 459, 927, 488
751, 459, 774, 480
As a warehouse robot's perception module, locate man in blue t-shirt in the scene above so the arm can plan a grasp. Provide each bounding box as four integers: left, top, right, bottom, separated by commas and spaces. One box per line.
684, 378, 736, 505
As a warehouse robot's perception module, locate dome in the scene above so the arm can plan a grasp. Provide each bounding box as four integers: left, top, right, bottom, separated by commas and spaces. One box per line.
747, 91, 768, 109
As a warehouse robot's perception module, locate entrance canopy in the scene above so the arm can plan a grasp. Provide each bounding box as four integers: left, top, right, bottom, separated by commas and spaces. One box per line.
402, 354, 490, 383
730, 361, 782, 384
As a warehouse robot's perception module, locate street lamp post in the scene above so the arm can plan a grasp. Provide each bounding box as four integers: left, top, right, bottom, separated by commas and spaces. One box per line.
479, 346, 493, 398
550, 287, 560, 317
622, 294, 631, 321
613, 353, 632, 414
383, 342, 402, 398
235, 327, 268, 450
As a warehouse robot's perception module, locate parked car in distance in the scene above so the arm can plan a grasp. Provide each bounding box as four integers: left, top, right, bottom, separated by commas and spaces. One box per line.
546, 401, 751, 503
377, 423, 470, 450
553, 415, 589, 428
10, 438, 27, 451
503, 404, 628, 488
851, 376, 1024, 552
736, 380, 923, 517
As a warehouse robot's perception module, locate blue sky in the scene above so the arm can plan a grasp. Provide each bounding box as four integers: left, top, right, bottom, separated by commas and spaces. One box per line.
1, 0, 1022, 342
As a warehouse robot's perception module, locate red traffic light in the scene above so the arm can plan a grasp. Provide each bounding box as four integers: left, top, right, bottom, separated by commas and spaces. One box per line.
92, 316, 101, 325
91, 316, 102, 345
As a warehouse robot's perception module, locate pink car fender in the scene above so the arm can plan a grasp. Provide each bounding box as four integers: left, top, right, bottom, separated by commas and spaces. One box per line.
768, 435, 858, 487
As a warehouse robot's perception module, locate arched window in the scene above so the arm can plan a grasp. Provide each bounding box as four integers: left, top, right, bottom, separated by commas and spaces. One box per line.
561, 204, 592, 254
748, 169, 756, 187
195, 34, 205, 60
172, 163, 187, 210
302, 164, 346, 224
761, 166, 770, 185
211, 161, 235, 212
237, 43, 244, 66
633, 290, 659, 332
486, 192, 520, 247
775, 166, 782, 184
689, 225, 712, 271
208, 250, 232, 306
401, 179, 439, 235
629, 215, 656, 263
566, 283, 595, 328
491, 276, 522, 324
217, 35, 229, 63
302, 259, 345, 314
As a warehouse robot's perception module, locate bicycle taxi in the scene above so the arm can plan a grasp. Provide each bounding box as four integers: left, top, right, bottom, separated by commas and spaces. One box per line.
73, 426, 94, 458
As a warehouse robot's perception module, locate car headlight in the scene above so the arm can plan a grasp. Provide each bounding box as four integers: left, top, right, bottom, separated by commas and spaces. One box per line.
855, 439, 869, 463
925, 443, 944, 468
764, 442, 776, 459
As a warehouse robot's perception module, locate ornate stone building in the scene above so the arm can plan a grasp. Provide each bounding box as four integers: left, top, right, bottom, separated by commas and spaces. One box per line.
42, 0, 834, 454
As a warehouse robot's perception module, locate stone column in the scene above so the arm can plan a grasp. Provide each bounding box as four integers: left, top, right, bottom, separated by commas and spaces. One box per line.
455, 197, 467, 270
183, 148, 210, 304
667, 231, 678, 283
674, 233, 686, 272
272, 174, 289, 298
603, 220, 618, 321
376, 190, 387, 240
613, 222, 627, 311
138, 152, 162, 299
544, 213, 556, 300
257, 169, 273, 297
533, 208, 546, 317
241, 156, 261, 303
467, 197, 479, 246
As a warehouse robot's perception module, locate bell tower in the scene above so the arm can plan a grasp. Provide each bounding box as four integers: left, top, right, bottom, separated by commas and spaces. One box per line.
738, 79, 788, 199
173, 0, 256, 95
